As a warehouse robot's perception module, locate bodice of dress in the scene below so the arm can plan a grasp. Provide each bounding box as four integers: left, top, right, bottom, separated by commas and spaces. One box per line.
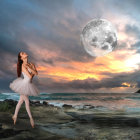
22, 67, 32, 82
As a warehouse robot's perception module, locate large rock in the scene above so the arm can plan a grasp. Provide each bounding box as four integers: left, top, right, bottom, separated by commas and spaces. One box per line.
135, 89, 140, 93
3, 99, 17, 106
62, 104, 73, 108
42, 101, 48, 106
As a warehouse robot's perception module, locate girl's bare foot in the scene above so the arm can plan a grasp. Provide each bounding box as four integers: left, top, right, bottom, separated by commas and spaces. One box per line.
30, 117, 35, 128
12, 115, 17, 125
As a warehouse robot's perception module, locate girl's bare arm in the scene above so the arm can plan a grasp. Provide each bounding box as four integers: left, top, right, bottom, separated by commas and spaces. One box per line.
22, 65, 34, 79
27, 63, 38, 75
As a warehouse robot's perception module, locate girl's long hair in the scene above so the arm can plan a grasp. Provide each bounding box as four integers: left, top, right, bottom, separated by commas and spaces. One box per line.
17, 52, 23, 77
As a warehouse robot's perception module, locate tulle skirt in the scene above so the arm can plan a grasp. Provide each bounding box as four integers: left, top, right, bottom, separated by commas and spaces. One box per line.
9, 77, 40, 96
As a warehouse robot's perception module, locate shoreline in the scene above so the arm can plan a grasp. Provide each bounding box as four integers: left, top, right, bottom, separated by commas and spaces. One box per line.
0, 98, 106, 110
0, 92, 139, 111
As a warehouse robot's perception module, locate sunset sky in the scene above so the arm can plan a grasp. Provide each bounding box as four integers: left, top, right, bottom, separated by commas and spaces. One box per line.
1, 0, 140, 93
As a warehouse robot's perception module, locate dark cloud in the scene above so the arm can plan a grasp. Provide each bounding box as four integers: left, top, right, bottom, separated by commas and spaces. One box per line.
0, 33, 30, 54
36, 69, 140, 93
114, 23, 140, 53
125, 24, 140, 53
0, 76, 15, 93
125, 24, 140, 38
0, 0, 94, 64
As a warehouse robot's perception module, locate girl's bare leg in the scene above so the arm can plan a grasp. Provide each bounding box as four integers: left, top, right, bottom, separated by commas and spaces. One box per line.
12, 94, 24, 124
22, 95, 34, 128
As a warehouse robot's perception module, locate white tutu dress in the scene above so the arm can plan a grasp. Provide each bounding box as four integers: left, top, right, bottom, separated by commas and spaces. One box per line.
9, 68, 40, 96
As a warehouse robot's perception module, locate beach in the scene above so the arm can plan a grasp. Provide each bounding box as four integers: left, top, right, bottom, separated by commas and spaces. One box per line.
0, 92, 140, 139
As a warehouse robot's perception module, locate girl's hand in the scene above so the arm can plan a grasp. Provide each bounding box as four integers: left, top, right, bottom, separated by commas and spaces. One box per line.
26, 62, 38, 75
29, 63, 35, 69
26, 63, 34, 70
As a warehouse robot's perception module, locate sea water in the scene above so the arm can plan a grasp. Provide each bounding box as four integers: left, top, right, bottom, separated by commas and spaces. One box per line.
1, 92, 140, 111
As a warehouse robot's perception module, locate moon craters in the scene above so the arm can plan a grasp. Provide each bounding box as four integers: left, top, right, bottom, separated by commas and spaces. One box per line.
81, 18, 117, 57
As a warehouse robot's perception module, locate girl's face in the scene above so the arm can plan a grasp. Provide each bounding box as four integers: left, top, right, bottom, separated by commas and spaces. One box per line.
20, 52, 28, 60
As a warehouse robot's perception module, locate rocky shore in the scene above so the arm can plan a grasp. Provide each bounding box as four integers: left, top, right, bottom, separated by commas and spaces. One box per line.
0, 99, 140, 140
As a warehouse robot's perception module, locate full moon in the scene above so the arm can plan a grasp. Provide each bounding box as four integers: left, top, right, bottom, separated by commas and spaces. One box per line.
80, 18, 117, 57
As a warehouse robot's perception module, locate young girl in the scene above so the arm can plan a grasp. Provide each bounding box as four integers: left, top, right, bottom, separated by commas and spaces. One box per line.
9, 51, 40, 128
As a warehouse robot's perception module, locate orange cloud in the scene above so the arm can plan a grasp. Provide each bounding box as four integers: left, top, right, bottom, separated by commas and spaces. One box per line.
121, 82, 131, 87
121, 82, 137, 88
37, 48, 140, 82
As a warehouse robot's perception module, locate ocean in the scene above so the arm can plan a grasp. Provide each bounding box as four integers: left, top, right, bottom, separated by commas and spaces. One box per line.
0, 92, 140, 111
